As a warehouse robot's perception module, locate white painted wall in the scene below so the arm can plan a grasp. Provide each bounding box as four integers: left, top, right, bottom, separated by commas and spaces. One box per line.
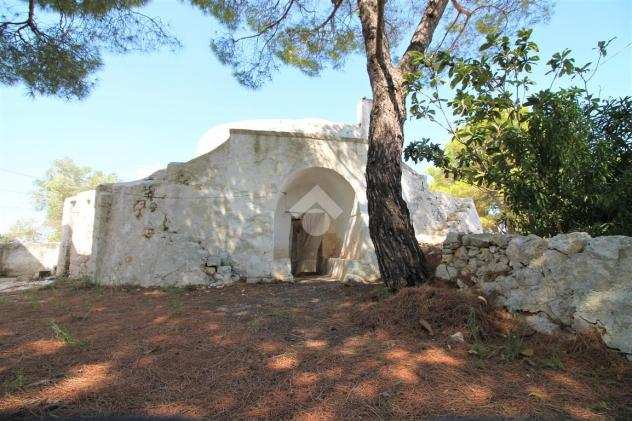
61, 116, 482, 285
57, 190, 97, 278
0, 241, 59, 279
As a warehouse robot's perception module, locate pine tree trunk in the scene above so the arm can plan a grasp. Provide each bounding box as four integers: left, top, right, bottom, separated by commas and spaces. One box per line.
358, 0, 430, 290
365, 82, 429, 290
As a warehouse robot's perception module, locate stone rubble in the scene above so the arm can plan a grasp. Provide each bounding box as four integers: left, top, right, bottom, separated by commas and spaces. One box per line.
449, 331, 465, 343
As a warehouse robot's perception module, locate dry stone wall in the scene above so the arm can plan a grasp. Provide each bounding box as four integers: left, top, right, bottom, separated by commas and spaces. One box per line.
435, 232, 632, 356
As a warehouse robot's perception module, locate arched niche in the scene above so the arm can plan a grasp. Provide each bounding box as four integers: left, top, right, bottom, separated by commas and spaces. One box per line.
273, 167, 357, 276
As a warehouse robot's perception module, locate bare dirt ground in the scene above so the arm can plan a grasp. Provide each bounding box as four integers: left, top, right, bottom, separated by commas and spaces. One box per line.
0, 277, 630, 419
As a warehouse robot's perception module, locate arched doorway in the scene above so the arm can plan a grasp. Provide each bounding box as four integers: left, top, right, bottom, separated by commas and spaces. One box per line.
273, 167, 356, 277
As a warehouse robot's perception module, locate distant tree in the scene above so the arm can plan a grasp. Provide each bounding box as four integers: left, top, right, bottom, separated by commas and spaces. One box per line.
404, 31, 632, 236
33, 158, 118, 240
0, 0, 178, 99
426, 140, 503, 232
1, 218, 43, 243
193, 0, 551, 289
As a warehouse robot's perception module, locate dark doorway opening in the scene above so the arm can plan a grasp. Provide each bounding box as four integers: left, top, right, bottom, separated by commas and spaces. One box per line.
290, 217, 326, 276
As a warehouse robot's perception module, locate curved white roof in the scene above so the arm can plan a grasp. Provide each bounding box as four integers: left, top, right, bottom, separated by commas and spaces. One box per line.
195, 118, 363, 157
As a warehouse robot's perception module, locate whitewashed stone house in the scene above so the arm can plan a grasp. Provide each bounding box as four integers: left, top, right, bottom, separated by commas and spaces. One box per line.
58, 99, 482, 286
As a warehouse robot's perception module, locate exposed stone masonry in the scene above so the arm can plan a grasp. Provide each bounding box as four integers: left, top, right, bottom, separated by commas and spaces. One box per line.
435, 232, 632, 357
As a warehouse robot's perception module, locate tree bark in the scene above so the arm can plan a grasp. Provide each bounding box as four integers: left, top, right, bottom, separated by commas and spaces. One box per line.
357, 0, 424, 290
366, 86, 430, 290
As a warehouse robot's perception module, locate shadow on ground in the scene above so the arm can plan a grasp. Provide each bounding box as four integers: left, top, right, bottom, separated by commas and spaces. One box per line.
0, 279, 630, 419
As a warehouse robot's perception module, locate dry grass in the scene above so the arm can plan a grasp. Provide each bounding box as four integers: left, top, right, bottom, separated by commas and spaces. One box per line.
0, 278, 630, 419
359, 285, 507, 339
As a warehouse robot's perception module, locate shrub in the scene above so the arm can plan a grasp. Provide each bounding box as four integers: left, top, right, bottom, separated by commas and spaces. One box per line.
405, 30, 631, 236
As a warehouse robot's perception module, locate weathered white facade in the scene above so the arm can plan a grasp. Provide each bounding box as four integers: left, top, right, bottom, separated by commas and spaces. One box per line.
59, 100, 482, 286
0, 241, 59, 279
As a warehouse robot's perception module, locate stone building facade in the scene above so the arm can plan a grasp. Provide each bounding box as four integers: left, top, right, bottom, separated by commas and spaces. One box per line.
58, 100, 482, 286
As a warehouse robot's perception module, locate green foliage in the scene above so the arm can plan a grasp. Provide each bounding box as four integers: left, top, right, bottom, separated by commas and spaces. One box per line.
465, 308, 495, 365
1, 218, 43, 243
161, 284, 193, 314
427, 141, 503, 231
168, 296, 184, 314
466, 307, 481, 342
405, 31, 632, 236
33, 158, 117, 239
24, 289, 41, 310
428, 166, 501, 231
1, 1, 550, 95
160, 284, 186, 295
2, 1, 550, 96
589, 401, 612, 414
468, 341, 493, 362
374, 284, 393, 300
1, 0, 179, 98
196, 0, 362, 88
192, 0, 550, 88
2, 369, 26, 393
500, 332, 525, 361
50, 320, 87, 347
541, 353, 565, 370
70, 277, 103, 294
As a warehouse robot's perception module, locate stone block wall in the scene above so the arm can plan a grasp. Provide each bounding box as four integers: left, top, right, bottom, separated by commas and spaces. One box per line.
435, 232, 632, 356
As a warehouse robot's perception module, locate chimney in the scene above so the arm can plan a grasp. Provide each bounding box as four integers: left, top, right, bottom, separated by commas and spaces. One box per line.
356, 97, 372, 140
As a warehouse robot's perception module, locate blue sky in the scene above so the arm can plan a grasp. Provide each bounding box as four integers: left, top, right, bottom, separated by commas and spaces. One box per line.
1, 0, 631, 233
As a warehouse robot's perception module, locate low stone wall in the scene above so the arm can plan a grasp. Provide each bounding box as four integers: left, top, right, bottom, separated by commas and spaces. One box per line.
0, 241, 59, 279
435, 232, 632, 356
